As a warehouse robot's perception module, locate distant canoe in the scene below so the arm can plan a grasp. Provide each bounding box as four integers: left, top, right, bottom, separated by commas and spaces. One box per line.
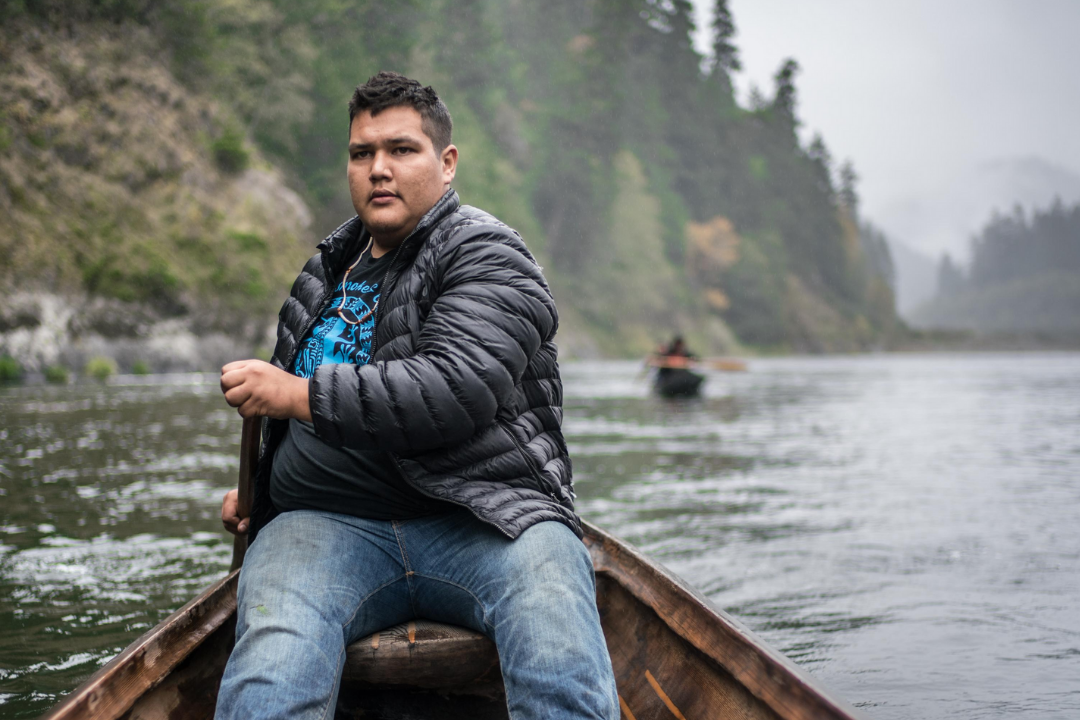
654, 367, 706, 397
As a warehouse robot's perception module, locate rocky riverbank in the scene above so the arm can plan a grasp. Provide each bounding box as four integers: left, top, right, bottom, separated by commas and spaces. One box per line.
0, 21, 313, 374
0, 291, 275, 374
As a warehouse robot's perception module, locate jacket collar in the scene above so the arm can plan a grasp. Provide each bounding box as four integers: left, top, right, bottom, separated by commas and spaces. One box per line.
317, 189, 461, 273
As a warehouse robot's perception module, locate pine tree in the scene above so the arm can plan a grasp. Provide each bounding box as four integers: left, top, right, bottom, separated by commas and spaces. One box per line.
710, 0, 740, 73
771, 58, 799, 126
838, 160, 859, 218
807, 134, 834, 198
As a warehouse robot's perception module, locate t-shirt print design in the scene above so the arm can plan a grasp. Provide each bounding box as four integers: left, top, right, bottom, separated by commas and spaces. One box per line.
293, 276, 380, 379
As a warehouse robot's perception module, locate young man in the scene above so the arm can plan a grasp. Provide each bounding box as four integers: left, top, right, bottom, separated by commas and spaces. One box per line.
215, 72, 618, 719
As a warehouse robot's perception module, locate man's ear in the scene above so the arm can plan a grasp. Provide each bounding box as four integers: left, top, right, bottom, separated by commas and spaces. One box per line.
441, 144, 458, 185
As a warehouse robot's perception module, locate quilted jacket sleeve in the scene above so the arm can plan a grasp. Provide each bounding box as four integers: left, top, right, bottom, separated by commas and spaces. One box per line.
307, 225, 557, 455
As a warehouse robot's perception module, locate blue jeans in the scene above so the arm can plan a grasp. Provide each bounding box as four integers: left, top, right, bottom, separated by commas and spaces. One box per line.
215, 509, 618, 720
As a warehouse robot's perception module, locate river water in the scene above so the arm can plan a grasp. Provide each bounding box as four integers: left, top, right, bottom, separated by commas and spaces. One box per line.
1, 353, 1078, 718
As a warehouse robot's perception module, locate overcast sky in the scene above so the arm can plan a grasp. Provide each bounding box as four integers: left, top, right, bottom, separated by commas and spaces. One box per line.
690, 0, 1080, 260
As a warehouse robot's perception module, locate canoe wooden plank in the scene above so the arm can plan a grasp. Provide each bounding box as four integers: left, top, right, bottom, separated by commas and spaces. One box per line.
41, 571, 239, 720
342, 620, 501, 692
600, 575, 780, 720
583, 522, 866, 720
119, 614, 235, 720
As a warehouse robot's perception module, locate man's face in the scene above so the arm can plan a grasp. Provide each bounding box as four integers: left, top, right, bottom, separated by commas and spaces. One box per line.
347, 105, 457, 253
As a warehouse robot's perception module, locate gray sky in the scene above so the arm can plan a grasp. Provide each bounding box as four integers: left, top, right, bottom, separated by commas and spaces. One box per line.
691, 0, 1080, 260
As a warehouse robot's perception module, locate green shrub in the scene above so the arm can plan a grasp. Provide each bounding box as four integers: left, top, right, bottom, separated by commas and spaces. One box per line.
44, 365, 69, 384
131, 359, 151, 375
81, 252, 185, 313
27, 130, 48, 148
212, 127, 250, 174
228, 230, 268, 253
85, 356, 117, 382
0, 355, 22, 384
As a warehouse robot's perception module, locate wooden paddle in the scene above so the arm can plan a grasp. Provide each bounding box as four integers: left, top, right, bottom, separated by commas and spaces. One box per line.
229, 416, 260, 572
645, 356, 748, 372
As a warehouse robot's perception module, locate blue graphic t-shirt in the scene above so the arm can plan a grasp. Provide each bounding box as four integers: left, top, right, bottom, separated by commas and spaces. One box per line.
293, 250, 390, 379
270, 248, 444, 520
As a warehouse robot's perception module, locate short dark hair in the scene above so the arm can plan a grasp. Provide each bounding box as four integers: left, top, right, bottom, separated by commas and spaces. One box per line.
348, 71, 453, 152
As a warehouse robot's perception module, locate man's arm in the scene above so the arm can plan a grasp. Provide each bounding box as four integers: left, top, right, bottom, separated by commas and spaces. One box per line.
309, 228, 557, 455
220, 359, 312, 421
218, 360, 309, 535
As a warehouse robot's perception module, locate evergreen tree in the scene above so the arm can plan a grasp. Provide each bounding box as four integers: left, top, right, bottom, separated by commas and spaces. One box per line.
807, 134, 834, 199
838, 160, 858, 218
710, 0, 741, 74
740, 85, 761, 111
771, 58, 799, 129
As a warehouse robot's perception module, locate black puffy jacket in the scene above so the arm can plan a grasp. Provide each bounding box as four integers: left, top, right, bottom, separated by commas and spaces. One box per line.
248, 190, 578, 542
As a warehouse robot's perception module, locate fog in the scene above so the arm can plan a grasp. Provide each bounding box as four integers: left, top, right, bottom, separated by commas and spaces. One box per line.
693, 0, 1080, 262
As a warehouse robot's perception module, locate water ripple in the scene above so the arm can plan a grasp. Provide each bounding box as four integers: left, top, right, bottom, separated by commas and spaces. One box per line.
1, 354, 1078, 718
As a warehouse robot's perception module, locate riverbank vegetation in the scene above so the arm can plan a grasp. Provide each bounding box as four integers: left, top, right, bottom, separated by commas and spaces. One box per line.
1, 0, 902, 366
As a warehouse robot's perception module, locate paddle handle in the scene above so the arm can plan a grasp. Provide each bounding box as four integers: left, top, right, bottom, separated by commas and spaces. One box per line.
647, 357, 748, 372
229, 416, 261, 571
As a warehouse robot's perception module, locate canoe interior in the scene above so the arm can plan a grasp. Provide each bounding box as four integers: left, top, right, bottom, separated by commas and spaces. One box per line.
100, 583, 777, 720
119, 614, 235, 720
598, 574, 781, 720
46, 523, 861, 720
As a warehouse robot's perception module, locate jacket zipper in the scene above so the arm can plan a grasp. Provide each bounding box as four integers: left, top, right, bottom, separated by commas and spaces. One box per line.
368, 238, 407, 359
365, 224, 515, 539
500, 419, 563, 505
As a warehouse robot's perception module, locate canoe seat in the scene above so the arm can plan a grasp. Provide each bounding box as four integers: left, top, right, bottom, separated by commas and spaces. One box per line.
343, 620, 501, 691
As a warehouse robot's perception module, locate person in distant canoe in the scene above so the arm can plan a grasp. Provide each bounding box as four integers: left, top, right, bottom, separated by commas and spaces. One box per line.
650, 334, 697, 370
665, 338, 691, 360
663, 335, 695, 359
215, 72, 618, 719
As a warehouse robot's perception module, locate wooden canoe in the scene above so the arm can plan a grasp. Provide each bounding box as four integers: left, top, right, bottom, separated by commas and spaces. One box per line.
43, 419, 865, 720
654, 367, 707, 398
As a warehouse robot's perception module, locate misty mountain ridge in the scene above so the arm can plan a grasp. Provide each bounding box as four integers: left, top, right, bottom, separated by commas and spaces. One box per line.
910, 197, 1080, 337
872, 155, 1080, 326
875, 155, 1080, 262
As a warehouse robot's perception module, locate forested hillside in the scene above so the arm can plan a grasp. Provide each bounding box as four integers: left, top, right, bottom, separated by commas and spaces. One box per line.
914, 200, 1080, 336
1, 0, 900, 367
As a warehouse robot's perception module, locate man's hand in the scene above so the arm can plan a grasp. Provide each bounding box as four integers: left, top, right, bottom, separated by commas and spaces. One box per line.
220, 359, 312, 421
221, 489, 248, 535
